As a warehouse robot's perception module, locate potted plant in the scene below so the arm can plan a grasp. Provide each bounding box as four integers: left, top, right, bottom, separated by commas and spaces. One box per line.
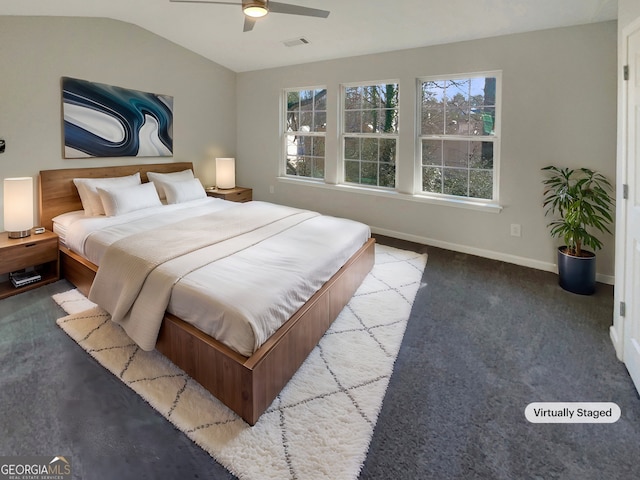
541, 166, 614, 295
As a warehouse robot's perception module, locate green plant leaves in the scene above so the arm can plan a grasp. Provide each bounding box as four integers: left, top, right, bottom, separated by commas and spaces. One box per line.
541, 166, 614, 256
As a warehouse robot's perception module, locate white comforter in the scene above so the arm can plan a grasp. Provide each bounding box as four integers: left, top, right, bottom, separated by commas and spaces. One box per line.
58, 198, 371, 356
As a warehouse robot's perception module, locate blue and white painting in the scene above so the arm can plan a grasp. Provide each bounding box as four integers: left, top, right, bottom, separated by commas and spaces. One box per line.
62, 77, 173, 158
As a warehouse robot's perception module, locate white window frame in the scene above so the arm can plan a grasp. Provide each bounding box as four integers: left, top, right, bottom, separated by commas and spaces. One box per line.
282, 86, 327, 181
340, 80, 400, 189
416, 71, 502, 205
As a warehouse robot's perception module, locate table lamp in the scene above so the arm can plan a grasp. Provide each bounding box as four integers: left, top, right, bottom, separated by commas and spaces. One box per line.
4, 177, 34, 238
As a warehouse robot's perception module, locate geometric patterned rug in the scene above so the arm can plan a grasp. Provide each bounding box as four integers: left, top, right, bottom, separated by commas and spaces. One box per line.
53, 243, 427, 480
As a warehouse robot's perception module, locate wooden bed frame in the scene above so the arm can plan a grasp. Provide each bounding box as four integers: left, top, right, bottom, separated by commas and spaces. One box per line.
39, 162, 375, 425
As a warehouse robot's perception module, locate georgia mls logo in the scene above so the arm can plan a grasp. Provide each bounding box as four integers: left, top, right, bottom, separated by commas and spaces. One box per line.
49, 457, 71, 474
0, 456, 72, 479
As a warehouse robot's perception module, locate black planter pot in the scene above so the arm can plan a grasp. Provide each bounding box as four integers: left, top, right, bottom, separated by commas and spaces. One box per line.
557, 246, 596, 295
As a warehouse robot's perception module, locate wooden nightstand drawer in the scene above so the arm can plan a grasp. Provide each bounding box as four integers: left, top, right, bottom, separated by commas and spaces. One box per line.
205, 186, 253, 203
0, 230, 60, 299
0, 236, 58, 274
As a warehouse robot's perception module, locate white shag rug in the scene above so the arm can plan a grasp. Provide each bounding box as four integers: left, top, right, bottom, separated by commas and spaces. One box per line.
53, 243, 427, 480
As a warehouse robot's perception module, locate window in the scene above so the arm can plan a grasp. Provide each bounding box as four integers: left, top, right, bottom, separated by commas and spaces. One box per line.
284, 88, 327, 179
342, 82, 399, 188
419, 73, 500, 201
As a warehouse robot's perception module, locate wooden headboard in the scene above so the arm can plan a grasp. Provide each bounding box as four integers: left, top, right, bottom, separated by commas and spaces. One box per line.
39, 162, 194, 231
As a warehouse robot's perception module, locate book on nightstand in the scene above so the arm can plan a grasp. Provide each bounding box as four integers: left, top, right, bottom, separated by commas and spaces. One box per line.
10, 271, 42, 288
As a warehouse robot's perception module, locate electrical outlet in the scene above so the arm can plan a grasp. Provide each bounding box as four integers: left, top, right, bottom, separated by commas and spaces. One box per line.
269, 185, 274, 194
510, 224, 522, 237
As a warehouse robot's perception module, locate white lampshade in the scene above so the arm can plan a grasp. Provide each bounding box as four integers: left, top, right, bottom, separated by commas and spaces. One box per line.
216, 158, 236, 189
4, 177, 34, 238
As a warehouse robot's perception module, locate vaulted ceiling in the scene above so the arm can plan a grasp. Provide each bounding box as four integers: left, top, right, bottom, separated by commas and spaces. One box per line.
0, 0, 618, 72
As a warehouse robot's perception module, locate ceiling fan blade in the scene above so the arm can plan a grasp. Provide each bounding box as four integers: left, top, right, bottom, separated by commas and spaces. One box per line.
243, 16, 257, 32
268, 2, 330, 18
169, 0, 239, 4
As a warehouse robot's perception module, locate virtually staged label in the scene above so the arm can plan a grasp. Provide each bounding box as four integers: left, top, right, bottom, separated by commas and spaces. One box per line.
524, 402, 620, 423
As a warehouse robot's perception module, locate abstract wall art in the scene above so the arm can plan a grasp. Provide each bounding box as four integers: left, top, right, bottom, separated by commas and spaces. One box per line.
62, 77, 173, 158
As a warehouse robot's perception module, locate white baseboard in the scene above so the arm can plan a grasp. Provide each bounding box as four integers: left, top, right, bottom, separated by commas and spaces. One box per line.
371, 226, 615, 286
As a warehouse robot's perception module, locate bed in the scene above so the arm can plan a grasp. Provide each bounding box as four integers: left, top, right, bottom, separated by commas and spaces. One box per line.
39, 162, 375, 425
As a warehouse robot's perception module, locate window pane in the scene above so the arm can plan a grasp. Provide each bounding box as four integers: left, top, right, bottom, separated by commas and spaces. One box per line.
286, 134, 297, 156
361, 138, 378, 161
422, 166, 442, 193
380, 138, 396, 163
422, 139, 442, 166
443, 140, 469, 168
469, 141, 493, 169
344, 111, 361, 133
300, 112, 312, 131
446, 79, 470, 103
313, 111, 326, 132
470, 77, 496, 135
301, 157, 314, 176
470, 109, 495, 136
312, 137, 325, 157
344, 137, 359, 160
445, 80, 470, 135
483, 107, 496, 135
379, 109, 398, 133
446, 116, 469, 135
422, 81, 445, 108
475, 77, 496, 107
381, 84, 399, 109
286, 112, 299, 132
469, 170, 493, 199
361, 162, 378, 185
345, 160, 360, 182
287, 91, 300, 110
314, 89, 327, 110
345, 86, 361, 109
443, 168, 468, 196
300, 90, 313, 111
361, 110, 377, 133
422, 108, 444, 135
362, 85, 379, 109
286, 156, 297, 175
312, 158, 325, 179
287, 156, 312, 177
380, 163, 396, 188
299, 136, 312, 156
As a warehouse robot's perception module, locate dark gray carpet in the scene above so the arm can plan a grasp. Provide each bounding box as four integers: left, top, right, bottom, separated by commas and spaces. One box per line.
1, 236, 638, 479
361, 236, 639, 480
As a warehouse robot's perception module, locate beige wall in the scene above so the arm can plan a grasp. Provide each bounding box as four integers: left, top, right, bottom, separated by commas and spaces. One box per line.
237, 21, 618, 279
0, 16, 236, 226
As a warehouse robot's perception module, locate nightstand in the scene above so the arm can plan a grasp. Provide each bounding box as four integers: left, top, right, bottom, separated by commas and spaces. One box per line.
205, 186, 252, 203
0, 229, 60, 299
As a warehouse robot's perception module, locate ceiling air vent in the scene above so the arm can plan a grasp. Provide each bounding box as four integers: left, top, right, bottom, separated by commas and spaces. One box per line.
283, 37, 310, 47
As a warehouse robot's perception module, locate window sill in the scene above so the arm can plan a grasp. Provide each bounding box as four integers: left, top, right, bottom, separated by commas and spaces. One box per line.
276, 177, 503, 213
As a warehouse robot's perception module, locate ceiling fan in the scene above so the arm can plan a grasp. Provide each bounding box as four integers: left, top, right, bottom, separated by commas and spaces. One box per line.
169, 0, 330, 32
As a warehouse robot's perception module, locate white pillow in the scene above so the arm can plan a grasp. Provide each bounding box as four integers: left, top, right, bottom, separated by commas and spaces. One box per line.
163, 178, 207, 204
52, 210, 87, 226
73, 173, 141, 216
97, 182, 162, 217
147, 169, 194, 200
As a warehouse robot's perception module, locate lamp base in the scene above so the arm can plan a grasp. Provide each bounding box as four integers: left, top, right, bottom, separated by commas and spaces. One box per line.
8, 230, 31, 239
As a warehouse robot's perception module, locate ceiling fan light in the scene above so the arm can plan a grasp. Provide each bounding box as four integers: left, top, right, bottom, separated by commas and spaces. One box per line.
243, 4, 268, 18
